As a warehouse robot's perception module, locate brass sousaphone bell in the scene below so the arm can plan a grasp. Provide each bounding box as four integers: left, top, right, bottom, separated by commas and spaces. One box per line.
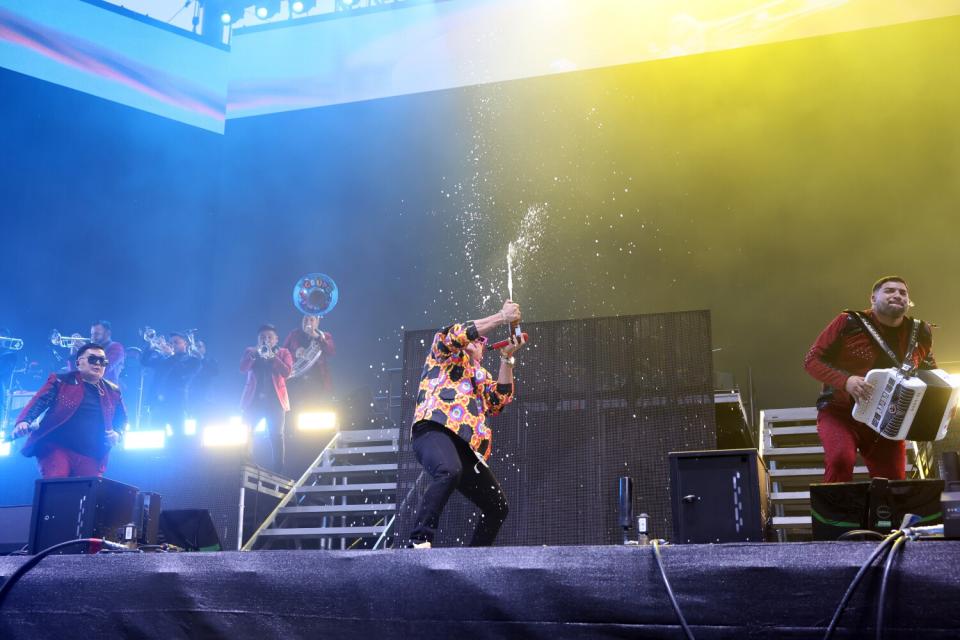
290, 273, 338, 378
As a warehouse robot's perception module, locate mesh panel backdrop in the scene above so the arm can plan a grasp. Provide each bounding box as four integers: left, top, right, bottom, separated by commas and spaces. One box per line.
395, 311, 716, 546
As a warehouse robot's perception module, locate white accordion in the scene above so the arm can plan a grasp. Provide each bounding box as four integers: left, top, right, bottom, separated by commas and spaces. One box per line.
852, 368, 960, 441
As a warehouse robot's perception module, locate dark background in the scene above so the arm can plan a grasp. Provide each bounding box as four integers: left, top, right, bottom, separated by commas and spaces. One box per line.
395, 312, 715, 544
2, 15, 959, 497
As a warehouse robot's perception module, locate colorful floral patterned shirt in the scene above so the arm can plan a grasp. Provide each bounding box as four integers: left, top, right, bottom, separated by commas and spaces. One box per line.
412, 321, 514, 459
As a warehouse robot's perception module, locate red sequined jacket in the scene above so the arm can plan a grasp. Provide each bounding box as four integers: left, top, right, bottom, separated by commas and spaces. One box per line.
803, 310, 936, 412
15, 372, 127, 458
413, 321, 514, 459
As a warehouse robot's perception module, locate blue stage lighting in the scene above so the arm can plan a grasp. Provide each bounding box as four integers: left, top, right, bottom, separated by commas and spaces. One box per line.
124, 430, 167, 450
291, 0, 316, 13
255, 1, 281, 20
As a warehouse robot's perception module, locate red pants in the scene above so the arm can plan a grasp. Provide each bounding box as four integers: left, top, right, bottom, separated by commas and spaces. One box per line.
816, 408, 905, 483
36, 443, 107, 478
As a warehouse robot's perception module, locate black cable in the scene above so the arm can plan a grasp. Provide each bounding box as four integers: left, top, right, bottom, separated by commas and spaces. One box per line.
0, 538, 103, 608
652, 540, 695, 640
875, 535, 907, 640
822, 531, 903, 640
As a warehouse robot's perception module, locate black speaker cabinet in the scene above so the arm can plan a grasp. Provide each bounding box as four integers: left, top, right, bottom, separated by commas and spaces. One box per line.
669, 448, 769, 543
158, 509, 223, 551
810, 478, 944, 540
0, 505, 32, 554
28, 476, 139, 554
135, 491, 162, 546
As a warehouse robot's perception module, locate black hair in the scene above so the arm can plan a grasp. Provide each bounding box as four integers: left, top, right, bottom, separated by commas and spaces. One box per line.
76, 342, 106, 360
872, 276, 908, 293
258, 324, 277, 335
92, 320, 112, 332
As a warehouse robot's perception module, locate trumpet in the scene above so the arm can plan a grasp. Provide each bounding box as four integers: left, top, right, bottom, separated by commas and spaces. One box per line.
186, 329, 203, 358
257, 342, 277, 359
141, 327, 173, 355
50, 329, 89, 349
0, 335, 24, 350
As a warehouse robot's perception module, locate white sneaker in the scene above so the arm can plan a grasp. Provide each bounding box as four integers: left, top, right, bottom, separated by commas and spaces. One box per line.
411, 540, 432, 549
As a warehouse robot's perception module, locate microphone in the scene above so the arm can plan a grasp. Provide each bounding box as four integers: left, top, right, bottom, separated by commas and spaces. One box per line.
487, 333, 529, 350
618, 476, 633, 545
3, 425, 35, 443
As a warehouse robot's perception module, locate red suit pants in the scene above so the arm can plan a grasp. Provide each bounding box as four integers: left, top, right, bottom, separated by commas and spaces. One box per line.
816, 408, 905, 483
36, 443, 107, 478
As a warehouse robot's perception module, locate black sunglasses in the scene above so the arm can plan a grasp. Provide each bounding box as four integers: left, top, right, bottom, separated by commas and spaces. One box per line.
85, 355, 109, 367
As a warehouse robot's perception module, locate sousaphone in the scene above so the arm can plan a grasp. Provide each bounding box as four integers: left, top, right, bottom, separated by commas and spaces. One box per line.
290, 273, 338, 378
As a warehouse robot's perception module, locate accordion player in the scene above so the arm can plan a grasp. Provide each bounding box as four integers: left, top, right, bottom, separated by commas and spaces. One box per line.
852, 368, 960, 441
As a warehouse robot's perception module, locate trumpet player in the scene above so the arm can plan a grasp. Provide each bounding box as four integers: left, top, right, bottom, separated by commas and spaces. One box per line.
66, 321, 125, 385
240, 324, 293, 473
141, 331, 201, 435
0, 327, 21, 407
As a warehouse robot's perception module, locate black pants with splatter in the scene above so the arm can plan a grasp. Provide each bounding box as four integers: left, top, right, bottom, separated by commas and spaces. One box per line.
409, 420, 509, 546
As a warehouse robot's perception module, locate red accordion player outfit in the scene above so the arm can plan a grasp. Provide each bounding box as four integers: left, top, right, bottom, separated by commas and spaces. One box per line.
803, 310, 936, 483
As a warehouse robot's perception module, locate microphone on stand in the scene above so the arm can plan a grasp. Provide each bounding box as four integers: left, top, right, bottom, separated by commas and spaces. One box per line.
618, 476, 633, 545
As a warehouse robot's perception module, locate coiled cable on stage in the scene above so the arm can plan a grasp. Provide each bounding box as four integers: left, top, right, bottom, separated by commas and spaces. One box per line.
875, 534, 907, 640
652, 539, 696, 640
0, 538, 130, 609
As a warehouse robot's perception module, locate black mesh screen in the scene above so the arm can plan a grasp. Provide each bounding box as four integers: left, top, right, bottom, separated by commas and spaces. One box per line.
395, 311, 715, 545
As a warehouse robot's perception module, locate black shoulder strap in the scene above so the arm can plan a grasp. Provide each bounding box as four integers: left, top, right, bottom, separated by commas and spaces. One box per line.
845, 310, 921, 375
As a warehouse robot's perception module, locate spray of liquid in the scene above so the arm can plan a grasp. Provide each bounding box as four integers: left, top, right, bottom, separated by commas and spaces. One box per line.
507, 241, 515, 302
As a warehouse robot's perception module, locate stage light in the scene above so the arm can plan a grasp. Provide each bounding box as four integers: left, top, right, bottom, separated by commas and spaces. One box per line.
255, 1, 280, 19
254, 418, 267, 433
165, 424, 173, 437
184, 418, 198, 436
220, 11, 233, 24
0, 437, 10, 457
203, 423, 249, 447
124, 430, 166, 450
291, 0, 316, 13
298, 411, 337, 431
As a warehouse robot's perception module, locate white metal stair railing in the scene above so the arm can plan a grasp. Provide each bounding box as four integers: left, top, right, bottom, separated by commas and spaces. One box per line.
242, 428, 400, 551
760, 408, 921, 540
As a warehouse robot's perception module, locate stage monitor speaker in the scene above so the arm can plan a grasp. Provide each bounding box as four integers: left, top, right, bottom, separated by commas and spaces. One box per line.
810, 478, 944, 540
159, 509, 223, 551
669, 448, 769, 543
0, 505, 32, 554
28, 476, 139, 554
135, 491, 162, 546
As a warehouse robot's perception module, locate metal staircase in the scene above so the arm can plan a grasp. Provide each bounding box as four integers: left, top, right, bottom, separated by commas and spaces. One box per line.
760, 408, 920, 540
243, 428, 399, 550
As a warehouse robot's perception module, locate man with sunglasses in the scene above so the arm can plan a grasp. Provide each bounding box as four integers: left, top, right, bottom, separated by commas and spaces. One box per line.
12, 343, 127, 478
66, 320, 125, 385
407, 300, 526, 549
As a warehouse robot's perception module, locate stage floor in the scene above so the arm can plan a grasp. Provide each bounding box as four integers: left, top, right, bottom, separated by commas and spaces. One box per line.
2, 542, 959, 639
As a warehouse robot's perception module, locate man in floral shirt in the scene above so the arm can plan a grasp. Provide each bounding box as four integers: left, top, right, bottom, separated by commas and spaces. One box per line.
408, 300, 526, 548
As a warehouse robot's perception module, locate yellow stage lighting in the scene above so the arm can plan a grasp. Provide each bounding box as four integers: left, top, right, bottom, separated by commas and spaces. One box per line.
298, 411, 337, 431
